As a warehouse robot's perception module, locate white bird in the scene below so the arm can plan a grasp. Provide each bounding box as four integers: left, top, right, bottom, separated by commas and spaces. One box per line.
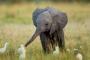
0, 42, 8, 53
74, 49, 83, 60
76, 53, 83, 60
53, 46, 59, 55
18, 44, 26, 60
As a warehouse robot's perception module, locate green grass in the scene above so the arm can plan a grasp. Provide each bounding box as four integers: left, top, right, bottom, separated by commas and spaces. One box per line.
0, 3, 90, 60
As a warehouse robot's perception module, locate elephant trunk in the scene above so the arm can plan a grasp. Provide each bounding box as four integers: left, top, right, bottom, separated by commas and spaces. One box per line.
25, 28, 41, 47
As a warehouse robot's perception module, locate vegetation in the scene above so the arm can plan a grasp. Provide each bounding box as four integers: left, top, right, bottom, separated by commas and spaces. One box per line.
0, 3, 90, 60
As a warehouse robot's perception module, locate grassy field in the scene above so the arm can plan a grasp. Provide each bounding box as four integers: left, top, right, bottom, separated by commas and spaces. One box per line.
0, 2, 90, 60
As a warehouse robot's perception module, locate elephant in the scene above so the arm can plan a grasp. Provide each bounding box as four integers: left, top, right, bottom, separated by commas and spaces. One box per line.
24, 7, 68, 53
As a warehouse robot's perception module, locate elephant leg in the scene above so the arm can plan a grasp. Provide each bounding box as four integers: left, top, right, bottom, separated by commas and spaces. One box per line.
46, 38, 52, 53
58, 30, 65, 51
40, 33, 51, 53
51, 40, 55, 51
51, 38, 57, 51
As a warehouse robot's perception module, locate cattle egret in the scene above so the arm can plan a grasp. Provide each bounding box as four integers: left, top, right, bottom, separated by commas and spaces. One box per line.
74, 49, 83, 60
76, 53, 83, 60
18, 44, 26, 60
0, 42, 8, 53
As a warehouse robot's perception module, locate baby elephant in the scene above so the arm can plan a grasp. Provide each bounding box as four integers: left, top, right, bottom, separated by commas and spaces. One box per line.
25, 7, 68, 53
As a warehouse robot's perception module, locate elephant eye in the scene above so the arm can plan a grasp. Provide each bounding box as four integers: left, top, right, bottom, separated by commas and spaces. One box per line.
45, 23, 48, 26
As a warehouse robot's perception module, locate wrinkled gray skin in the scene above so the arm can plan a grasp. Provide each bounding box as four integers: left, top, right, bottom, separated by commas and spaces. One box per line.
25, 7, 68, 53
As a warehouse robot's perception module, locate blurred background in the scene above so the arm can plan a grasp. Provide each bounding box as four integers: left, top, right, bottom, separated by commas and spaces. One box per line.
0, 0, 90, 3
0, 0, 90, 60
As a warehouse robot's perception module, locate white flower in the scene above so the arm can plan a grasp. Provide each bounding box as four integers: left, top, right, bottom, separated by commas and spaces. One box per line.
53, 46, 59, 55
66, 48, 70, 53
0, 42, 8, 53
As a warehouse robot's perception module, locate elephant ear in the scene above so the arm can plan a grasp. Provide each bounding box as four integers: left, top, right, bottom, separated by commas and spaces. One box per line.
49, 9, 68, 35
32, 8, 47, 26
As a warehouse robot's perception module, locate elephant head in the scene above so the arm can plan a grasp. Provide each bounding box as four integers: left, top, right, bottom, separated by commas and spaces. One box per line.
25, 7, 68, 47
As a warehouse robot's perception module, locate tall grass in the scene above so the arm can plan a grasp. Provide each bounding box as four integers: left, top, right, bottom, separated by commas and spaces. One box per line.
0, 3, 90, 60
